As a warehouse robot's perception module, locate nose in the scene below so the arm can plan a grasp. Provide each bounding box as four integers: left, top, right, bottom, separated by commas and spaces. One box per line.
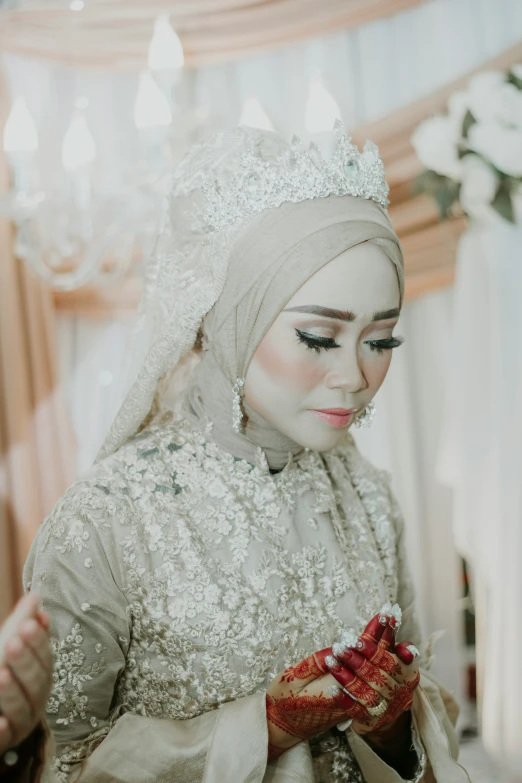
324, 347, 368, 394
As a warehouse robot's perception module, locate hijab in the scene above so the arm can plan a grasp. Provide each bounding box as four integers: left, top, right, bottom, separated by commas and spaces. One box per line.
181, 193, 404, 470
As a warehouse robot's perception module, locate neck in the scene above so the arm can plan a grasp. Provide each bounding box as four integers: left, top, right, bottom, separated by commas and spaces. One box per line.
180, 350, 305, 471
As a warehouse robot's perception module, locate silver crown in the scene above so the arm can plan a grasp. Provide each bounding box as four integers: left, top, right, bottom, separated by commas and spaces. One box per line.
201, 120, 389, 231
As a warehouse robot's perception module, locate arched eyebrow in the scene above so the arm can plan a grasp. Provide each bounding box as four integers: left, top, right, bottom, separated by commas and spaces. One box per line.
283, 305, 400, 322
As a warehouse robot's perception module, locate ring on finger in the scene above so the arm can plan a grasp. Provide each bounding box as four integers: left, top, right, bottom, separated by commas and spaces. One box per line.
366, 697, 388, 717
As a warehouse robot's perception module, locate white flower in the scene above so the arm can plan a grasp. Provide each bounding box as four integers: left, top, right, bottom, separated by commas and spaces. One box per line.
466, 70, 507, 122
493, 83, 522, 128
468, 122, 522, 176
411, 115, 463, 180
447, 90, 471, 132
459, 154, 499, 222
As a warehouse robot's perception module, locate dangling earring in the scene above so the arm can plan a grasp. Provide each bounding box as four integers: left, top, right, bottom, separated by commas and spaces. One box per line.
232, 378, 246, 433
354, 401, 376, 429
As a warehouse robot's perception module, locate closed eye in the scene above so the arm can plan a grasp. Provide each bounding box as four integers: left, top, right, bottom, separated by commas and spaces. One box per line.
365, 337, 404, 354
295, 329, 340, 354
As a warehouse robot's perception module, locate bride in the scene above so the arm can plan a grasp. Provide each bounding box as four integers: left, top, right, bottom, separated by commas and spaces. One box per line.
23, 124, 470, 782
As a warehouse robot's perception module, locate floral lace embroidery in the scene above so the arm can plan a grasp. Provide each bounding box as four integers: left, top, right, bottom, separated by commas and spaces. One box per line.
47, 624, 106, 729
30, 416, 405, 779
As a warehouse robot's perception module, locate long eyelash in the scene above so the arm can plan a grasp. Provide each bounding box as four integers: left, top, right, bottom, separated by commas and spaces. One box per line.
366, 336, 405, 354
295, 329, 339, 354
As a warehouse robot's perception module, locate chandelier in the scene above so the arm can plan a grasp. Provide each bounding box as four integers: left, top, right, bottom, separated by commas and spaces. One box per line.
0, 15, 207, 291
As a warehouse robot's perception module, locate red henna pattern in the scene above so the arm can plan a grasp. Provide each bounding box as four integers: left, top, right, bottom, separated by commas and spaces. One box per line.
279, 648, 333, 685
279, 653, 325, 684
368, 646, 402, 677
267, 692, 352, 739
356, 659, 388, 688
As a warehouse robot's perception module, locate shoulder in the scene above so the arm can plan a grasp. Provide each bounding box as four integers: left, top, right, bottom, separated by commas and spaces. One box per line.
30, 417, 209, 552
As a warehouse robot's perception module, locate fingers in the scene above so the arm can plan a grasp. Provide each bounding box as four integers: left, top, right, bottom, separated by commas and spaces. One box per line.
275, 647, 333, 690
0, 715, 14, 755
0, 594, 43, 666
333, 647, 398, 700
4, 631, 52, 717
325, 655, 382, 710
35, 610, 50, 632
359, 614, 387, 647
18, 618, 53, 675
353, 636, 403, 679
395, 641, 420, 666
0, 666, 33, 742
377, 620, 396, 651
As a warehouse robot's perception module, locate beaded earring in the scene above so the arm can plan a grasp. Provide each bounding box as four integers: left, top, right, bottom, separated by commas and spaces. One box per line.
354, 401, 376, 429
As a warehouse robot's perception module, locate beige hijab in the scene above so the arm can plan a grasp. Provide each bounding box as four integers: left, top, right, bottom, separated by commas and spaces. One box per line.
181, 194, 404, 470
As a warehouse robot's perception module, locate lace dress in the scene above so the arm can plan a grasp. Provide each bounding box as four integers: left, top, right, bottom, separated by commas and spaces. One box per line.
24, 416, 468, 783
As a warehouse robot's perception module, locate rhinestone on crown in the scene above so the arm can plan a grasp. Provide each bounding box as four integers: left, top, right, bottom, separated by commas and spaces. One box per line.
201, 120, 389, 232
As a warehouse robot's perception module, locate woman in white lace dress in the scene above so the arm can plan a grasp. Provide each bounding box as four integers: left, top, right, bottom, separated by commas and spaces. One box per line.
23, 126, 470, 783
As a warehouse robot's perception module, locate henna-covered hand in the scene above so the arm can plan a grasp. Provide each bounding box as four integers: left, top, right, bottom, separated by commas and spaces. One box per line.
266, 647, 375, 758
324, 604, 421, 738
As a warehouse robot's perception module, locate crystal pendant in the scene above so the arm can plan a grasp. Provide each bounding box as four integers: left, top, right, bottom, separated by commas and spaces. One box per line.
344, 159, 360, 181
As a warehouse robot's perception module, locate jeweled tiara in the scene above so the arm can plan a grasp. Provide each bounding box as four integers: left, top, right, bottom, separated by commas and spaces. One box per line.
201, 119, 389, 231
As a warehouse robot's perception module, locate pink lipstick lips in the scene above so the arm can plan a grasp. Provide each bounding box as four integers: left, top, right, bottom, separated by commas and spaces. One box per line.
311, 408, 357, 428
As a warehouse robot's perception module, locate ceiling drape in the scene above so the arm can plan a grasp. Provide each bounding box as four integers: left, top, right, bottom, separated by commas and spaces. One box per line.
0, 0, 428, 68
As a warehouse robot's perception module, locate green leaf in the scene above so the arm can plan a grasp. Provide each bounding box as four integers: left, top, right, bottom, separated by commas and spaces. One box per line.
507, 70, 522, 91
461, 109, 476, 138
413, 170, 460, 219
435, 183, 460, 219
491, 184, 515, 223
413, 169, 448, 196
457, 145, 473, 160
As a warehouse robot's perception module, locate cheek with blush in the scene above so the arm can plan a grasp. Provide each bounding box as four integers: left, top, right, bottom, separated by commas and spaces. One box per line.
253, 326, 323, 395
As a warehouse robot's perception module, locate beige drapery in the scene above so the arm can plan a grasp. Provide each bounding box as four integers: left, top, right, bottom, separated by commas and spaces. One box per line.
0, 71, 76, 623
0, 0, 428, 69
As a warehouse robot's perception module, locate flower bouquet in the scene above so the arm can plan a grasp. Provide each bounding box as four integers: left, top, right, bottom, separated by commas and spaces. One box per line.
411, 66, 522, 224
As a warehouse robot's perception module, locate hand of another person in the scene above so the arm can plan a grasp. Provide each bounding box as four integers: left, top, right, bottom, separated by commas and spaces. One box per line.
0, 594, 53, 755
325, 604, 420, 738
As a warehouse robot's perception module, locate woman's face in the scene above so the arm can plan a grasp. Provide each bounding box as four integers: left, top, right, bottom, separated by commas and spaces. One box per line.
244, 241, 402, 452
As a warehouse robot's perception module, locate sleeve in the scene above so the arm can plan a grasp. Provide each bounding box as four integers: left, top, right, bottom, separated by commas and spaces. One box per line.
23, 486, 315, 783
346, 479, 472, 783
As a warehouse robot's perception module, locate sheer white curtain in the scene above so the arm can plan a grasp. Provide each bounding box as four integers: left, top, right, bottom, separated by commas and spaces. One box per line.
8, 0, 518, 722
436, 221, 522, 778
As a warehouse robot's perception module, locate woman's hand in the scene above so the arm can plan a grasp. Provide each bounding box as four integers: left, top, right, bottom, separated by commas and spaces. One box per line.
0, 594, 53, 754
266, 646, 367, 758
325, 606, 420, 738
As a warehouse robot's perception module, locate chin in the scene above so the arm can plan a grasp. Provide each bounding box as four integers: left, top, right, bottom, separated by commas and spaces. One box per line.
284, 418, 351, 453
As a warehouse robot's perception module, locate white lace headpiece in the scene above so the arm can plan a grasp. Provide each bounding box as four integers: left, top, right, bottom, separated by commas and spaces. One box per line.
97, 122, 390, 461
